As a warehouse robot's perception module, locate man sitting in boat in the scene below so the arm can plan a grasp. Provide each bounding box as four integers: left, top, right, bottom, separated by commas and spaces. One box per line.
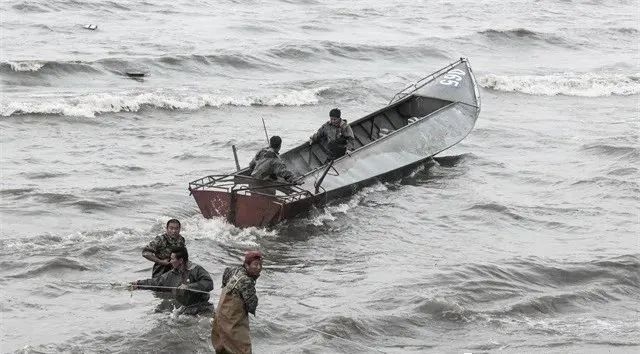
308, 108, 355, 160
131, 246, 214, 315
248, 135, 298, 185
142, 219, 186, 278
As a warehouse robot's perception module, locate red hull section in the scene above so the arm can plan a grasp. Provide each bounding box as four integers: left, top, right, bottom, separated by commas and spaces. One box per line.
189, 175, 316, 228
192, 190, 287, 228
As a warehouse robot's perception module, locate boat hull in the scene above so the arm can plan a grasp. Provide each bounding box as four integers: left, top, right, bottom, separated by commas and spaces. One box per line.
189, 58, 480, 228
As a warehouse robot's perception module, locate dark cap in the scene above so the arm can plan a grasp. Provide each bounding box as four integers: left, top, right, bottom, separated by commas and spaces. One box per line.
329, 108, 341, 119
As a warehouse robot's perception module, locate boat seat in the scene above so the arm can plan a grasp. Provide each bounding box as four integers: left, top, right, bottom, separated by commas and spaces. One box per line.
373, 114, 396, 135
351, 125, 372, 147
360, 120, 380, 140
384, 110, 407, 130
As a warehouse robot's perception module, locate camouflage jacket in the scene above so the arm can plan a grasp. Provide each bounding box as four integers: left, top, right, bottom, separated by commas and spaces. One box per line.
248, 147, 295, 182
222, 266, 259, 315
137, 261, 213, 306
142, 233, 186, 278
310, 120, 356, 151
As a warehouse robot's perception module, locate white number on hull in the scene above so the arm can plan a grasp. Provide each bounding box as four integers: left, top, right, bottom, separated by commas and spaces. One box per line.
439, 68, 466, 87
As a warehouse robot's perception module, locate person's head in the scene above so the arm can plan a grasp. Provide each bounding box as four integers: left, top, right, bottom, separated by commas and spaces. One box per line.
243, 250, 263, 279
269, 135, 282, 152
170, 246, 188, 269
166, 219, 181, 238
329, 108, 341, 126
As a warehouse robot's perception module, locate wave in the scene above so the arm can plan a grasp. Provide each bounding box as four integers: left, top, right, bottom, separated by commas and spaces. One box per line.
401, 255, 640, 323
478, 28, 569, 46
467, 202, 524, 220
10, 0, 131, 13
0, 53, 275, 78
580, 143, 639, 158
502, 288, 617, 316
11, 2, 50, 13
0, 41, 445, 82
0, 187, 36, 197
9, 257, 90, 278
479, 72, 640, 96
1, 87, 328, 118
267, 41, 449, 62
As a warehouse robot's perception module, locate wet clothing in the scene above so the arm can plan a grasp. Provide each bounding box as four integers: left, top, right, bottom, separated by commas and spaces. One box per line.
211, 266, 258, 354
310, 119, 356, 159
248, 147, 295, 183
136, 261, 213, 312
142, 233, 186, 278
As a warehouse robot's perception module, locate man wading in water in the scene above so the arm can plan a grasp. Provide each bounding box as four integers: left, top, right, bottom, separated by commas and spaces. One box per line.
131, 246, 214, 315
211, 251, 263, 354
142, 219, 186, 278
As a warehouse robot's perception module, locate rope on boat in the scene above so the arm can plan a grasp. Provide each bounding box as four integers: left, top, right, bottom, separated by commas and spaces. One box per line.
256, 309, 386, 353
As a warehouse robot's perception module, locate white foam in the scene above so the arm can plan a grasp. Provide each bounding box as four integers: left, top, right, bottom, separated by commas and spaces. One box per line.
5, 61, 45, 72
181, 214, 276, 247
0, 87, 328, 118
479, 72, 640, 97
307, 182, 388, 226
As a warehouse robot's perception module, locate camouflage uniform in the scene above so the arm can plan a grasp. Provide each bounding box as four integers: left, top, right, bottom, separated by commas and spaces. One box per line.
136, 261, 213, 314
142, 234, 186, 278
221, 266, 258, 315
310, 120, 356, 159
248, 147, 295, 183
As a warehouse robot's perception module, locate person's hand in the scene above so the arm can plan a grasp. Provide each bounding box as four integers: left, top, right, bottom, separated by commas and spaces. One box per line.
160, 259, 170, 266
308, 139, 313, 146
178, 284, 189, 290
129, 281, 138, 290
295, 179, 305, 186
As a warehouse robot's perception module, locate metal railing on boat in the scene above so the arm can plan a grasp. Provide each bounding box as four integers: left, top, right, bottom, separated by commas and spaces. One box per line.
188, 174, 314, 203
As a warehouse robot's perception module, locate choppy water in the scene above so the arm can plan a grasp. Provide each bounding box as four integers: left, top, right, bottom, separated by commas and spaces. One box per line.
1, 0, 639, 353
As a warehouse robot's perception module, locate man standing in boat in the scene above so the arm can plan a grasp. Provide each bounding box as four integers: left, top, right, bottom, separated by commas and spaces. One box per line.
211, 251, 263, 354
131, 246, 214, 315
248, 135, 298, 184
142, 219, 186, 278
309, 108, 356, 160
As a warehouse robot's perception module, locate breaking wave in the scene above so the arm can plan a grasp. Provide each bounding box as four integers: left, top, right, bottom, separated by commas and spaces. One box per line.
0, 87, 329, 118
479, 72, 640, 96
0, 53, 273, 77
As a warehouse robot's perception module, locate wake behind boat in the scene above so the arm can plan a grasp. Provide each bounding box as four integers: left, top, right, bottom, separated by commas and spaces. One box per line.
188, 58, 481, 227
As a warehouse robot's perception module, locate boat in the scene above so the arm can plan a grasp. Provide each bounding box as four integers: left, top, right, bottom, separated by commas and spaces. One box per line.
188, 58, 481, 227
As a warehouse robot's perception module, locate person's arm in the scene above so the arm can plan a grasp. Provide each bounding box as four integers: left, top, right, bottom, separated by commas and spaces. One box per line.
221, 267, 232, 287
133, 272, 166, 289
237, 278, 259, 315
248, 151, 260, 172
142, 236, 170, 266
343, 124, 356, 151
273, 160, 296, 183
309, 125, 326, 144
189, 266, 214, 292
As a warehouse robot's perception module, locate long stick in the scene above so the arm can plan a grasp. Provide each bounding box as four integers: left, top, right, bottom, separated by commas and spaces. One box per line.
261, 118, 269, 144
132, 284, 211, 295
231, 144, 241, 171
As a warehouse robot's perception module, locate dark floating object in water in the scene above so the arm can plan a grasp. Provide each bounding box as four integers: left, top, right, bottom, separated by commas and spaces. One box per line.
125, 72, 146, 78
83, 24, 98, 30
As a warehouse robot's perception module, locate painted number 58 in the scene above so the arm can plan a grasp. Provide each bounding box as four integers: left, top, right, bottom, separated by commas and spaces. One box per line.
439, 68, 465, 87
